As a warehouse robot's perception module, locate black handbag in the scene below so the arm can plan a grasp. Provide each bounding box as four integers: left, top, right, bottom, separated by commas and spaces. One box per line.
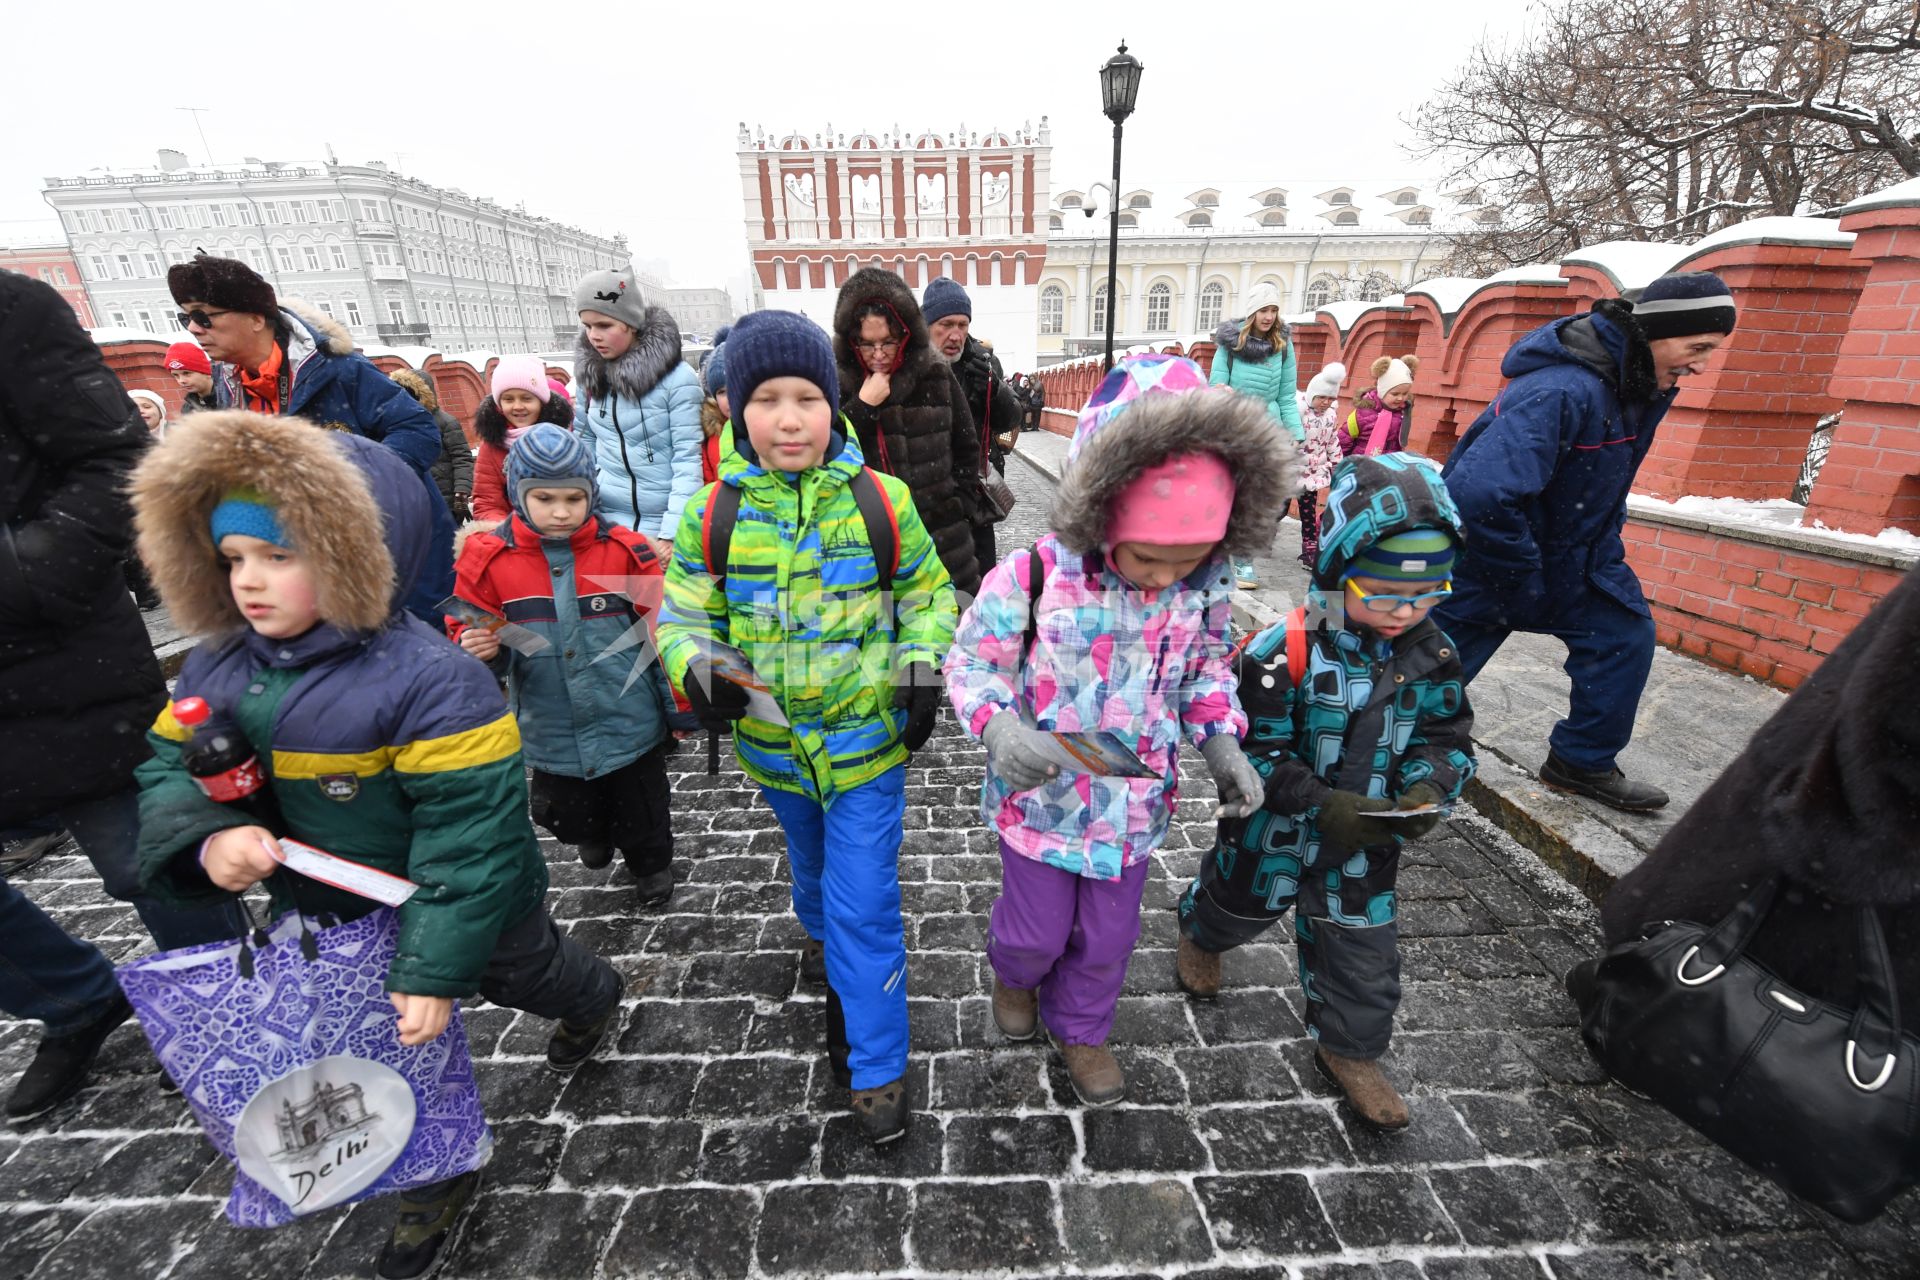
1573, 875, 1919, 1223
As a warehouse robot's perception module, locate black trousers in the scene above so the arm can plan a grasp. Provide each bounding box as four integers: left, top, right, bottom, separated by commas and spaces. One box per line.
528, 743, 674, 876
477, 900, 621, 1026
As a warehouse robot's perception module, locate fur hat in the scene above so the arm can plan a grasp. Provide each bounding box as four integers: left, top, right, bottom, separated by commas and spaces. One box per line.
130, 412, 396, 635
922, 276, 972, 325
491, 354, 552, 405
573, 266, 647, 331
505, 423, 597, 527
166, 253, 278, 318
724, 310, 840, 427
1634, 272, 1737, 341
165, 341, 212, 375
388, 367, 439, 412
1373, 354, 1418, 395
1305, 362, 1346, 400
1239, 282, 1284, 319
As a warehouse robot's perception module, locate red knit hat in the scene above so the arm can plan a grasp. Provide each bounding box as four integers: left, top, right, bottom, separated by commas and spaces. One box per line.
165, 341, 212, 375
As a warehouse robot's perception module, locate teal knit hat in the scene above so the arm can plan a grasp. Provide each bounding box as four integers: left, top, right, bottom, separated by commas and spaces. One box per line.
1348, 528, 1455, 582
210, 487, 288, 548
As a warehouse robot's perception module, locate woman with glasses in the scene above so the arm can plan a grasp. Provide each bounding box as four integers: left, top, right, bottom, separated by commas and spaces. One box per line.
831, 268, 984, 598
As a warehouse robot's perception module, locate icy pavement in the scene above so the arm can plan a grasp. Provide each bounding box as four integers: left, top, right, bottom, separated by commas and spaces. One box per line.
0, 455, 1913, 1278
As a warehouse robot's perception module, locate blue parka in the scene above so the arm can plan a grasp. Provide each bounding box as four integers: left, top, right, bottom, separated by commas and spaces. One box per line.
1439, 299, 1676, 624
573, 307, 705, 541
1210, 319, 1305, 442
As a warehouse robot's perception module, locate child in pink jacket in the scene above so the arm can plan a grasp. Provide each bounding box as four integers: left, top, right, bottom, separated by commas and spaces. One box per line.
1342, 355, 1418, 458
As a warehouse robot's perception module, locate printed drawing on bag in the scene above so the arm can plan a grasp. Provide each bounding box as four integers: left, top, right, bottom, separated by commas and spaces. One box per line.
272, 1079, 380, 1162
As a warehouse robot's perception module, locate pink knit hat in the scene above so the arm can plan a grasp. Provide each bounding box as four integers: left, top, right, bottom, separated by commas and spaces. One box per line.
490, 355, 551, 404
546, 378, 573, 404
1107, 451, 1236, 546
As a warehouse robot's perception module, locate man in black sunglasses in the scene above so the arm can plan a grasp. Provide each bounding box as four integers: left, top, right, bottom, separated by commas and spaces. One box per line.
166, 254, 454, 623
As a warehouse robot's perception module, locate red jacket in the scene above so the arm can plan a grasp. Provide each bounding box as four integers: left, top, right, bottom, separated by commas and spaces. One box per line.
471, 442, 511, 523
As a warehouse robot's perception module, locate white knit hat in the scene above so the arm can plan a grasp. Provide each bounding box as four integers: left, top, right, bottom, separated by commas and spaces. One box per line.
1376, 358, 1415, 395
1239, 282, 1284, 319
1305, 362, 1346, 400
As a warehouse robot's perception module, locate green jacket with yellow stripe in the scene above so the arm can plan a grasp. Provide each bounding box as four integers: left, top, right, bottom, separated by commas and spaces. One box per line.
134, 615, 547, 997
656, 422, 957, 805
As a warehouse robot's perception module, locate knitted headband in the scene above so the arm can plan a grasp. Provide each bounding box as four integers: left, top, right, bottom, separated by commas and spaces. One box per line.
210, 487, 288, 548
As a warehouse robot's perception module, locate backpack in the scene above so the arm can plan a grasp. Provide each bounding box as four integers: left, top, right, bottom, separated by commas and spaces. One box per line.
1228, 605, 1310, 689
699, 468, 900, 588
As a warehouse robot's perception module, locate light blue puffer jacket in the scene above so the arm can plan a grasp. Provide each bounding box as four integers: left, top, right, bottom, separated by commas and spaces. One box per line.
573, 308, 705, 540
1209, 320, 1305, 442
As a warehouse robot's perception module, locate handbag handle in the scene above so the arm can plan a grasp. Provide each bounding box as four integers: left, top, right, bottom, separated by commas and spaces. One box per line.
1847, 907, 1902, 1091
1676, 875, 1781, 984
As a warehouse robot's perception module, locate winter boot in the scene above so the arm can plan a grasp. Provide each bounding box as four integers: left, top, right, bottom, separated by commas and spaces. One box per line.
824, 988, 852, 1088
851, 1077, 909, 1146
1057, 1042, 1127, 1107
1175, 936, 1222, 1000
991, 977, 1038, 1042
547, 983, 624, 1073
1232, 557, 1260, 589
0, 830, 69, 875
576, 839, 614, 870
1539, 752, 1669, 813
633, 866, 675, 908
1315, 1046, 1410, 1131
799, 935, 828, 986
5, 991, 133, 1124
374, 1170, 482, 1280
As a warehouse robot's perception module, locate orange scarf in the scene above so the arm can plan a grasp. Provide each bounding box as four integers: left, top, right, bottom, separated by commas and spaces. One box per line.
237, 342, 285, 415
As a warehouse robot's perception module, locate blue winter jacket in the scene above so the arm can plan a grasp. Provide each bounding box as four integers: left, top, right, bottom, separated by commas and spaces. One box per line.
573, 309, 705, 541
211, 302, 455, 621
1440, 300, 1676, 623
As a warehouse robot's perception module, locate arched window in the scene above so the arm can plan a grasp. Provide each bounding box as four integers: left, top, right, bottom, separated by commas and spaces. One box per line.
1406, 209, 1431, 225
1198, 282, 1226, 331
1049, 213, 1063, 231
1128, 194, 1152, 209
1117, 212, 1138, 229
1146, 282, 1172, 331
1040, 284, 1065, 335
1092, 284, 1110, 334
1060, 194, 1082, 209
1305, 275, 1338, 309
1334, 210, 1359, 226
1359, 275, 1389, 303
1186, 212, 1211, 228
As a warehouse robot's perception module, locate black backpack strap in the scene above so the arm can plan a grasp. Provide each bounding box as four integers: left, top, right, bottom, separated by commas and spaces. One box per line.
1020, 540, 1043, 662
701, 483, 742, 587
849, 467, 899, 583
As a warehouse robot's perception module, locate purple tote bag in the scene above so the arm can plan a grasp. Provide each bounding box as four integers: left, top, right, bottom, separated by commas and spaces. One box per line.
117, 907, 492, 1227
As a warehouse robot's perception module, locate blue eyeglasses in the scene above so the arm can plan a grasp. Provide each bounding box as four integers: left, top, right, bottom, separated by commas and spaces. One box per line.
1345, 579, 1453, 614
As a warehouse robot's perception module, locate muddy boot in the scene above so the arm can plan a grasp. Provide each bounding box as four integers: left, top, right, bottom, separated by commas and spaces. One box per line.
1315, 1046, 1410, 1131
375, 1169, 482, 1280
1175, 936, 1222, 1000
799, 935, 827, 986
1058, 1042, 1127, 1108
824, 988, 852, 1088
991, 977, 1038, 1042
851, 1076, 909, 1146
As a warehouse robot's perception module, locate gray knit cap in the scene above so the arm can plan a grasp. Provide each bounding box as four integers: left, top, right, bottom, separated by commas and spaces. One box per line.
573, 266, 648, 331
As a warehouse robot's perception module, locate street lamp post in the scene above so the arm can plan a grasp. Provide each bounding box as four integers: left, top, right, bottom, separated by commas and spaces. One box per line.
1099, 42, 1142, 372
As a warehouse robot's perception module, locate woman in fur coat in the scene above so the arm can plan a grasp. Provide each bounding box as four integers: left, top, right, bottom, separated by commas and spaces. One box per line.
572, 268, 704, 550
834, 268, 986, 598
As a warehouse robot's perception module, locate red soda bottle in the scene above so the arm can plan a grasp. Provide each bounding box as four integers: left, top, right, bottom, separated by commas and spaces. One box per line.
174, 697, 283, 832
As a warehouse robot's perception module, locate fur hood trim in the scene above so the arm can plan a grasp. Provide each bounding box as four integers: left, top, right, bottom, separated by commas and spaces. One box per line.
389, 367, 439, 412
1050, 385, 1299, 557
131, 411, 395, 636
453, 517, 504, 562
281, 298, 355, 356
831, 267, 944, 399
573, 306, 685, 405
474, 390, 574, 449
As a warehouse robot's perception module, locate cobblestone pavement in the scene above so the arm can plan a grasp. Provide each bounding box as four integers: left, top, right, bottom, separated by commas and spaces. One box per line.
1, 456, 1915, 1279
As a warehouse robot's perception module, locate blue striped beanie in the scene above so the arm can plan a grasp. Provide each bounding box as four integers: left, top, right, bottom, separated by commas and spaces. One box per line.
506, 424, 597, 528
1348, 528, 1456, 583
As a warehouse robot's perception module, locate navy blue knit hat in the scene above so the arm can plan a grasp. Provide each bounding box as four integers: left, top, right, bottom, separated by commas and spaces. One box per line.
704, 342, 728, 397
506, 423, 597, 528
922, 276, 971, 325
1634, 272, 1737, 341
723, 310, 840, 427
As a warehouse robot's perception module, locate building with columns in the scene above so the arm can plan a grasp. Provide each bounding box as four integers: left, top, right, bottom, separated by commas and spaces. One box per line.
1037, 181, 1471, 364
737, 121, 1053, 371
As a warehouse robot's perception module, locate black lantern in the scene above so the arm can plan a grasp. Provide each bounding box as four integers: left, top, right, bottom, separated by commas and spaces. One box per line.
1099, 42, 1143, 125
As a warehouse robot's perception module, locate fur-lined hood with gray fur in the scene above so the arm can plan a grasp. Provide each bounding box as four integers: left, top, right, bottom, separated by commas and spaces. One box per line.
1050, 357, 1298, 558
131, 411, 413, 636
573, 306, 685, 405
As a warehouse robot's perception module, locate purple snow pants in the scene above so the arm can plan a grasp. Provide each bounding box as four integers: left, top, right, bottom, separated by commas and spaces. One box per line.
984, 839, 1151, 1045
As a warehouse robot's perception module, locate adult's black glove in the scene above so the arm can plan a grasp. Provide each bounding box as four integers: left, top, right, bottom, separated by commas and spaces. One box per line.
894, 660, 943, 752
683, 659, 750, 731
1315, 791, 1398, 849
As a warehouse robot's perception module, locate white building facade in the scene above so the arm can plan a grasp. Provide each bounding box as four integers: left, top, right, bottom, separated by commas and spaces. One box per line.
43, 149, 630, 354
737, 121, 1053, 372
658, 286, 735, 341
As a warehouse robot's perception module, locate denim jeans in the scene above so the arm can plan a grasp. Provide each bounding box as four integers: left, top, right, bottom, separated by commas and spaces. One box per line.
0, 878, 121, 1034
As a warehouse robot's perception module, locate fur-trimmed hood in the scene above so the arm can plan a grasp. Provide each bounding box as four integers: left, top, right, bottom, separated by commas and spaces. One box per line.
1050, 355, 1298, 558
389, 367, 439, 413
573, 306, 685, 405
130, 411, 431, 636
831, 267, 944, 400
474, 389, 573, 449
281, 298, 355, 357
1212, 317, 1288, 364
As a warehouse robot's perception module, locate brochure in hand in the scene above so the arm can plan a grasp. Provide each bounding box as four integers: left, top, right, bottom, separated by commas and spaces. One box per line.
437, 595, 551, 657
690, 637, 791, 727
1375, 803, 1453, 820
1024, 727, 1157, 779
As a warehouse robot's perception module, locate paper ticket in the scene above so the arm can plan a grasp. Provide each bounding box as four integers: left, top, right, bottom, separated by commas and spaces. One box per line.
274, 838, 420, 907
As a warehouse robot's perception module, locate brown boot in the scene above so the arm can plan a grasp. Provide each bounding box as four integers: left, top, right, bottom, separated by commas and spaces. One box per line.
1315, 1046, 1410, 1131
1175, 936, 1222, 999
991, 977, 1038, 1042
1058, 1042, 1127, 1107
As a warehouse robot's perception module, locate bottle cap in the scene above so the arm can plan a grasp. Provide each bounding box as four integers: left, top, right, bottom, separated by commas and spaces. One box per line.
174, 696, 211, 727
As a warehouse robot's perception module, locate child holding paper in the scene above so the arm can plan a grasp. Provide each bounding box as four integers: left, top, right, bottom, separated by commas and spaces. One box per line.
129, 410, 623, 1280
1175, 452, 1476, 1132
452, 423, 682, 906
943, 355, 1295, 1106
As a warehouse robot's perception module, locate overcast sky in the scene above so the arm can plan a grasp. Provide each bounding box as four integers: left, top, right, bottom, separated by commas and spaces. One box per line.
2, 0, 1535, 304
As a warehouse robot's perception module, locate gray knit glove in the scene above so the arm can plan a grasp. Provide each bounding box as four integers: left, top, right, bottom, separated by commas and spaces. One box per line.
982, 712, 1059, 792
1201, 735, 1264, 819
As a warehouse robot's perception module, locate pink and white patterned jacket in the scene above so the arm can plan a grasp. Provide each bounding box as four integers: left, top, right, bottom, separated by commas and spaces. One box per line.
1297, 404, 1343, 491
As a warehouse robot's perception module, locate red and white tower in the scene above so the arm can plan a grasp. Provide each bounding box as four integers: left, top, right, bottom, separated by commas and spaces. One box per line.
737, 121, 1053, 371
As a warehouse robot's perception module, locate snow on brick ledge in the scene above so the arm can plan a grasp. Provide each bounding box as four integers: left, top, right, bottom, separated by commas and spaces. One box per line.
1628, 494, 1920, 568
